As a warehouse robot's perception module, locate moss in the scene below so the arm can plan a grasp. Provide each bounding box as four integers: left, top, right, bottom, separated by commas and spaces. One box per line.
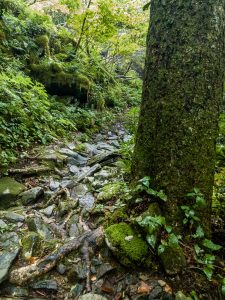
0, 177, 25, 209
36, 35, 51, 57
142, 202, 161, 218
160, 245, 186, 275
97, 182, 126, 202
105, 222, 148, 267
21, 232, 42, 260
104, 208, 128, 227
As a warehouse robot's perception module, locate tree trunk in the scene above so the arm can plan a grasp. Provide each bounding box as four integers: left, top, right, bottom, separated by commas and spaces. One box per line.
132, 0, 225, 235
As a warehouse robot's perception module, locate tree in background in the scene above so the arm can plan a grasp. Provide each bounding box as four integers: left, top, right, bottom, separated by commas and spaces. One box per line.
132, 1, 225, 235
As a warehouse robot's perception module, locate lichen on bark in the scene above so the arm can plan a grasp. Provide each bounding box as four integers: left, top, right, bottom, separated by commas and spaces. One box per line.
132, 0, 225, 234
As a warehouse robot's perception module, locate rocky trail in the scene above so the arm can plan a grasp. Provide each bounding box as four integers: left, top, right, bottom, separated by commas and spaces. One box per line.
0, 121, 190, 300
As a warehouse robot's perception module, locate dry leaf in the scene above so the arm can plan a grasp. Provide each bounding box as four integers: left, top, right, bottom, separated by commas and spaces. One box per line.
164, 284, 172, 294
137, 281, 152, 294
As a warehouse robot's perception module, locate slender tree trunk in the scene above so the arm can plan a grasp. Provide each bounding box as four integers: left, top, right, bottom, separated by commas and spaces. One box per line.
132, 1, 225, 234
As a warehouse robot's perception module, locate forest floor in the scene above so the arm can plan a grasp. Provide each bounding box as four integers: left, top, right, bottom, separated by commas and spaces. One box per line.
0, 116, 224, 300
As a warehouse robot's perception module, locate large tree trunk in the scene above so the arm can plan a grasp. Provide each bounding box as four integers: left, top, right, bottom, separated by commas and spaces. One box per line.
132, 0, 225, 234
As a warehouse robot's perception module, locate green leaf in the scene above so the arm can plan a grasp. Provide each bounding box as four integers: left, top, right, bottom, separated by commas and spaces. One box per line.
143, 2, 151, 11
156, 190, 167, 201
165, 225, 172, 233
203, 265, 213, 280
158, 244, 165, 255
168, 233, 179, 246
146, 233, 157, 248
194, 244, 202, 255
195, 196, 206, 207
203, 239, 222, 251
193, 226, 204, 239
222, 278, 225, 296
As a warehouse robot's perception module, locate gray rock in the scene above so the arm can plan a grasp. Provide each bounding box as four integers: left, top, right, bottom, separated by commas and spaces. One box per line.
123, 134, 132, 142
71, 283, 84, 297
60, 179, 75, 189
78, 293, 107, 300
149, 286, 163, 299
96, 142, 115, 151
77, 164, 101, 182
72, 184, 88, 198
110, 140, 120, 148
31, 280, 58, 290
88, 151, 120, 167
3, 212, 25, 222
0, 177, 25, 209
26, 217, 53, 240
79, 193, 95, 210
57, 263, 67, 275
97, 262, 115, 279
60, 149, 88, 166
69, 165, 80, 175
40, 204, 55, 217
19, 187, 43, 205
49, 179, 60, 191
0, 219, 8, 229
0, 232, 20, 284
1, 285, 29, 297
69, 223, 84, 238
84, 143, 100, 156
21, 232, 41, 260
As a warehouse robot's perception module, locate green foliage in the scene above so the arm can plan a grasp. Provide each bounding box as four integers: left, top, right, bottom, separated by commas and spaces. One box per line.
135, 176, 167, 202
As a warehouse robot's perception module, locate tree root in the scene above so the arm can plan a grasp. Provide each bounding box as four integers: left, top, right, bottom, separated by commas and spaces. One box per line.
9, 227, 104, 285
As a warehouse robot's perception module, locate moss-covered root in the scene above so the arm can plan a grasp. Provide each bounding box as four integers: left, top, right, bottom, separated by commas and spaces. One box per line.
105, 222, 149, 267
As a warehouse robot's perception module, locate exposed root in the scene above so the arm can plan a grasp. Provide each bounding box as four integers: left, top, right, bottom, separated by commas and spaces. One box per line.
9, 227, 104, 285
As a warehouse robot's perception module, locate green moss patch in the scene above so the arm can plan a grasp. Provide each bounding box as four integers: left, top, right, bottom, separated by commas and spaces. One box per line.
0, 177, 25, 209
105, 222, 148, 267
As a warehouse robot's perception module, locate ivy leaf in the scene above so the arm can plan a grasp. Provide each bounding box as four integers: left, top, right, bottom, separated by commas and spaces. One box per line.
168, 233, 179, 246
143, 2, 151, 11
156, 190, 167, 201
195, 196, 206, 207
146, 233, 157, 248
193, 226, 204, 239
203, 265, 213, 280
203, 239, 222, 251
158, 244, 165, 255
165, 225, 172, 233
194, 244, 202, 255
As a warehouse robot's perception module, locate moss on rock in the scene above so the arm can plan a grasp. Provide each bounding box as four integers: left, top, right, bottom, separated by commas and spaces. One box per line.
97, 182, 126, 202
0, 177, 25, 209
21, 232, 42, 260
105, 222, 148, 267
160, 244, 186, 275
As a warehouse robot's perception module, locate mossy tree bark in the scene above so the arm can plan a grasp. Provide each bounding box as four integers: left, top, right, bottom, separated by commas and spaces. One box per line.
132, 1, 225, 234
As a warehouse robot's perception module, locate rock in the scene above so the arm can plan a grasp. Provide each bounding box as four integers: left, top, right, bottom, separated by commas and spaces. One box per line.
60, 149, 87, 166
94, 167, 117, 180
123, 134, 132, 142
78, 293, 107, 300
71, 283, 84, 297
57, 263, 67, 275
84, 143, 100, 156
110, 140, 120, 148
0, 177, 25, 209
69, 165, 80, 175
160, 245, 186, 275
105, 223, 148, 267
77, 164, 101, 182
1, 285, 29, 297
79, 193, 95, 210
3, 211, 25, 223
88, 151, 120, 167
38, 150, 67, 167
31, 280, 58, 290
175, 291, 192, 300
19, 187, 44, 205
0, 232, 20, 284
49, 179, 60, 191
58, 200, 75, 216
72, 184, 88, 198
97, 182, 125, 202
40, 204, 55, 217
148, 286, 163, 299
67, 261, 87, 281
69, 223, 84, 238
96, 142, 115, 152
60, 179, 74, 189
26, 217, 53, 240
21, 232, 41, 260
158, 280, 166, 287
0, 219, 7, 230
97, 262, 115, 279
